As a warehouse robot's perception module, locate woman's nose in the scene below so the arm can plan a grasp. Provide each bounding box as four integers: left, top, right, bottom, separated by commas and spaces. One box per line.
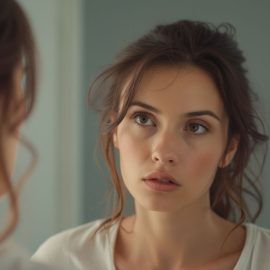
151, 131, 179, 166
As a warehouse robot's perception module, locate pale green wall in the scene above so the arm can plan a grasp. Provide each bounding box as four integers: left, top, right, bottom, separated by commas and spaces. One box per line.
83, 0, 270, 226
2, 0, 83, 252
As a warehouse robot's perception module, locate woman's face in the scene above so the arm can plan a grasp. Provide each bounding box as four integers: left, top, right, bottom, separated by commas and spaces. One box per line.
0, 64, 25, 196
113, 65, 238, 213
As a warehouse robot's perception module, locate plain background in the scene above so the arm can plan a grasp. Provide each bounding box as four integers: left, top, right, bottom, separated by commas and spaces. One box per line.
3, 0, 268, 252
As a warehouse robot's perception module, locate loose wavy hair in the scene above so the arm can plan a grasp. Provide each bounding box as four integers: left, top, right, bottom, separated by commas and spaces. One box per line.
89, 20, 268, 231
0, 0, 37, 242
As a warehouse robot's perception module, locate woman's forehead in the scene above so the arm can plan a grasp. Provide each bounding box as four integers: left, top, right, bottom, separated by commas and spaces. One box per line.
130, 65, 226, 118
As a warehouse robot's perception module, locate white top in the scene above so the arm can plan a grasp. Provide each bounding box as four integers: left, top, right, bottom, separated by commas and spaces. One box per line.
32, 219, 270, 270
0, 241, 60, 270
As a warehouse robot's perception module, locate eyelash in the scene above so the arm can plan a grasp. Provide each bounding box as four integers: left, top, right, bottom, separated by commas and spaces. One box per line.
131, 111, 156, 126
184, 122, 209, 135
130, 111, 210, 135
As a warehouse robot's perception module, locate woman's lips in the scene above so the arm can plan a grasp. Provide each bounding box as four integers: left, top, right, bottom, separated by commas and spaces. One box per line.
143, 171, 181, 192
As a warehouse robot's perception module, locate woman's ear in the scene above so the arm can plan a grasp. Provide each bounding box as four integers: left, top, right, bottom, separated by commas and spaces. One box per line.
219, 135, 239, 168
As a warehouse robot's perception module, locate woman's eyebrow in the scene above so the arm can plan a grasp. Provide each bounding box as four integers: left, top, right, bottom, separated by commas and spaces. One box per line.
185, 111, 221, 122
130, 101, 221, 122
130, 101, 161, 113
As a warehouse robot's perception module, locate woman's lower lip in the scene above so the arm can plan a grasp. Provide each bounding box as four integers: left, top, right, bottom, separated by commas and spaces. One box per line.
143, 179, 180, 192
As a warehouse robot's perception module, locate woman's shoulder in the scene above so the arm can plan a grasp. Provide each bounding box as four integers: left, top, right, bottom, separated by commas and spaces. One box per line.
32, 219, 106, 258
32, 218, 119, 269
234, 223, 270, 270
245, 223, 270, 246
42, 219, 105, 242
0, 241, 64, 270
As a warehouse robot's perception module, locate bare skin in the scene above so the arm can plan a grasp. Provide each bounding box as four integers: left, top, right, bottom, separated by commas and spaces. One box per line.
115, 214, 245, 270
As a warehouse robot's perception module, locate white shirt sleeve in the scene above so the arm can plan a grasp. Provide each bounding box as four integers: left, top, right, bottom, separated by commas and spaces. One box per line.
32, 220, 117, 270
234, 224, 270, 270
32, 231, 73, 269
0, 241, 66, 270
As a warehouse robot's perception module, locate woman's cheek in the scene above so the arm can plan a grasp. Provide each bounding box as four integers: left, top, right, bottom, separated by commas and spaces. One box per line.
118, 129, 149, 173
120, 132, 147, 160
188, 148, 222, 184
129, 124, 153, 139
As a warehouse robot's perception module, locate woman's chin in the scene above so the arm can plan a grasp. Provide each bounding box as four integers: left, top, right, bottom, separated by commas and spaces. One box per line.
136, 199, 182, 213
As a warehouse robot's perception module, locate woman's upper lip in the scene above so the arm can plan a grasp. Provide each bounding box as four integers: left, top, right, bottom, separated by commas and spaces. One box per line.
143, 171, 180, 185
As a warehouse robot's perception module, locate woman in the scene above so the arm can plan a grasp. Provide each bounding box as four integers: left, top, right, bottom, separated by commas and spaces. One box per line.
0, 1, 72, 269
33, 20, 270, 269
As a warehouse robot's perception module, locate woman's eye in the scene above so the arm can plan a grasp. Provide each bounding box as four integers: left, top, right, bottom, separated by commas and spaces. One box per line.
133, 112, 154, 126
186, 123, 208, 134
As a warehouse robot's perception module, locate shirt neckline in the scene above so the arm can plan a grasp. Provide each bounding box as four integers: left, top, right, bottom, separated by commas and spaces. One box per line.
106, 220, 257, 270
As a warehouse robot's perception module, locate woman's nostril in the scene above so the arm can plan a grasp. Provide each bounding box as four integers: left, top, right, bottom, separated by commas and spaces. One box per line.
152, 152, 177, 165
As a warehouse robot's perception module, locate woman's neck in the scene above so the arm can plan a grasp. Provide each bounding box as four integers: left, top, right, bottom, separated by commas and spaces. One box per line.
115, 203, 245, 269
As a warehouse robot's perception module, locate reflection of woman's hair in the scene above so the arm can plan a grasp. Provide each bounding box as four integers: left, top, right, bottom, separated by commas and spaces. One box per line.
89, 20, 268, 231
0, 0, 36, 242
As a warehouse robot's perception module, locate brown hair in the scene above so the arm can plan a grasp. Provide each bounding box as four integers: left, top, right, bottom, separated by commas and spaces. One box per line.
89, 20, 268, 231
0, 0, 37, 242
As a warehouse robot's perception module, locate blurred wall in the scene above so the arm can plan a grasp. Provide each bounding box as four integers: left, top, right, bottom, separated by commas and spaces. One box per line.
8, 0, 84, 252
83, 0, 270, 227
